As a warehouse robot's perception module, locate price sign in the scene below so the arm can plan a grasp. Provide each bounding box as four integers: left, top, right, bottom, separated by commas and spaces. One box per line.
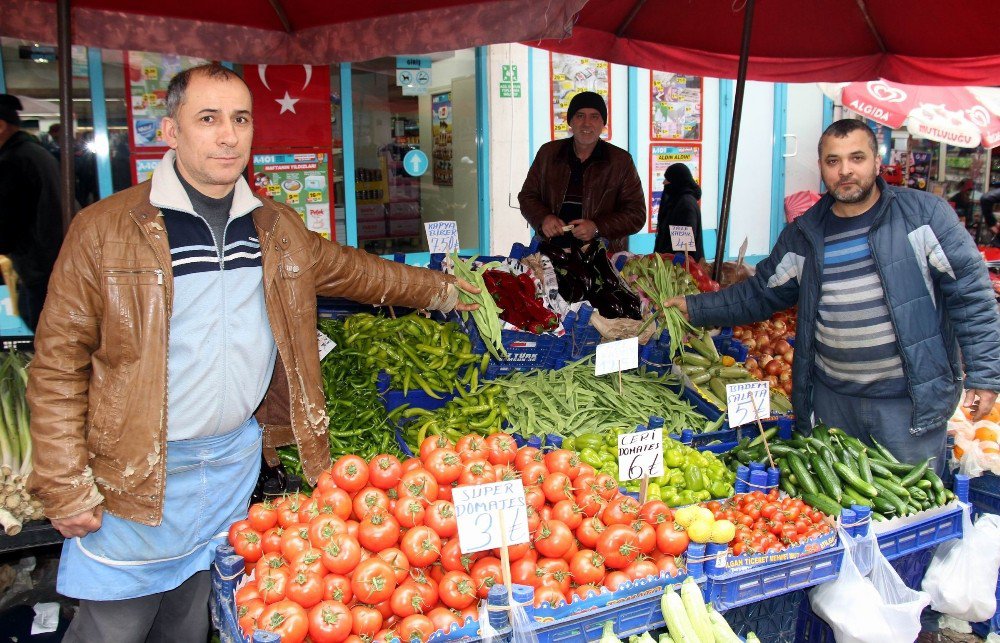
595, 337, 639, 376
617, 428, 664, 481
453, 480, 529, 554
425, 220, 460, 254
725, 381, 770, 427
317, 330, 337, 361
668, 225, 697, 252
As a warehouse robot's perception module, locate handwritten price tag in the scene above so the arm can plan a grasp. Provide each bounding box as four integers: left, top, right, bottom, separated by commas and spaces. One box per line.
425, 220, 460, 254
668, 225, 697, 252
617, 428, 664, 481
453, 480, 529, 554
725, 381, 770, 427
595, 337, 639, 376
317, 330, 337, 361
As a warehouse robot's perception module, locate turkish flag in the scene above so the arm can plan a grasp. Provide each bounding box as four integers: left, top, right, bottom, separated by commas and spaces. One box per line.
244, 64, 332, 149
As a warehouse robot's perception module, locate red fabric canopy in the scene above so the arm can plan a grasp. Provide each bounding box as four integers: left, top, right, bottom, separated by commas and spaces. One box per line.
0, 0, 585, 64
533, 0, 1000, 85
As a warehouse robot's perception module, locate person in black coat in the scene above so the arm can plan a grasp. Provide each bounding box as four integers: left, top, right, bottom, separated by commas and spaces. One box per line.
0, 95, 67, 330
653, 163, 704, 261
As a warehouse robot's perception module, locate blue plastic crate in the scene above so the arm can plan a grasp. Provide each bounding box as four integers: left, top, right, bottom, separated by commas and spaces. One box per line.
971, 574, 1000, 637
377, 371, 455, 415
564, 305, 602, 361
970, 472, 1000, 517
706, 540, 844, 611
872, 503, 964, 561
891, 547, 935, 590
723, 589, 804, 643
519, 574, 693, 643
458, 314, 567, 379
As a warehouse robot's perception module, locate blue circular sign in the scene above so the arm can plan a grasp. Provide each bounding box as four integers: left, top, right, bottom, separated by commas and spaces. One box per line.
402, 149, 429, 177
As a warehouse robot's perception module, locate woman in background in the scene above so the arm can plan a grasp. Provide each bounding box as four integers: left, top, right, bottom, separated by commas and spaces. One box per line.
654, 163, 704, 261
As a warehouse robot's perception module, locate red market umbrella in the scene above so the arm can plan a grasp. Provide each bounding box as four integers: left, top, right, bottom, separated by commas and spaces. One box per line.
820, 80, 1000, 149
533, 0, 1000, 86
1, 0, 585, 64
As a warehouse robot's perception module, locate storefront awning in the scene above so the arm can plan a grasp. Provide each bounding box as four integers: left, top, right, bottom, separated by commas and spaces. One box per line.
0, 0, 586, 64
531, 0, 1000, 86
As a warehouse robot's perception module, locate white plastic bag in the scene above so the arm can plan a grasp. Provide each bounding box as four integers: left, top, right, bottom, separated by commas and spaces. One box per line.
922, 507, 1000, 621
809, 528, 930, 643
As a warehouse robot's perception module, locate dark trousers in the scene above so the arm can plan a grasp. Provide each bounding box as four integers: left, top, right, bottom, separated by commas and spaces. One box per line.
62, 571, 211, 643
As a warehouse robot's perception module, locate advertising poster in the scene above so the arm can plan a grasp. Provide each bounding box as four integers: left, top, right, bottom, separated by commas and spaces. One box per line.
125, 51, 209, 149
550, 53, 611, 140
906, 151, 932, 190
651, 71, 703, 141
251, 152, 334, 239
431, 92, 453, 187
648, 144, 701, 233
132, 156, 163, 185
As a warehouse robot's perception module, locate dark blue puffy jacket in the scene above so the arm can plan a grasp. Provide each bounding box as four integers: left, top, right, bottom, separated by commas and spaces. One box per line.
687, 178, 1000, 436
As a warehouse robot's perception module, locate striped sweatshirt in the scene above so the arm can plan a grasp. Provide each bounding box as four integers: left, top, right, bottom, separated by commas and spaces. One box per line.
814, 200, 907, 398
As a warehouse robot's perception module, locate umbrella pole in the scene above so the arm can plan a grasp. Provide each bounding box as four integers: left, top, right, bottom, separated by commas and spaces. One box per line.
712, 0, 756, 283
57, 0, 75, 235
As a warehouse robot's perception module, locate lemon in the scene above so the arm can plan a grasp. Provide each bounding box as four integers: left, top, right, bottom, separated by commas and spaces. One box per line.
710, 519, 736, 544
687, 518, 714, 544
674, 505, 699, 528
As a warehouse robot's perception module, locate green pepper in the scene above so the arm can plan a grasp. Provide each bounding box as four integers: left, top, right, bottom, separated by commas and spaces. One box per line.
665, 450, 685, 469
674, 490, 698, 506
695, 490, 712, 501
561, 436, 576, 452
683, 465, 704, 492
600, 462, 619, 479
580, 448, 604, 469
710, 481, 731, 499
669, 470, 686, 487
575, 434, 604, 450
647, 483, 662, 500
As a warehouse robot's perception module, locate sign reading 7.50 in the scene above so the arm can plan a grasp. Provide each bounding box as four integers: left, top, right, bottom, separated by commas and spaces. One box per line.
617, 428, 664, 481
453, 480, 529, 554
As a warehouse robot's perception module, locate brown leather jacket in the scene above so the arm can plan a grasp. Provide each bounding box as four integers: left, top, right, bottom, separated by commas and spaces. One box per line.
518, 138, 646, 253
26, 181, 456, 526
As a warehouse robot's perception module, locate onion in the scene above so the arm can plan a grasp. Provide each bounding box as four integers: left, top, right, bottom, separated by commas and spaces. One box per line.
745, 357, 759, 371
749, 368, 763, 380
743, 338, 757, 350
773, 340, 792, 356
765, 359, 784, 376
781, 380, 794, 396
779, 370, 792, 383
767, 375, 780, 388
783, 348, 794, 364
756, 334, 771, 350
772, 320, 787, 334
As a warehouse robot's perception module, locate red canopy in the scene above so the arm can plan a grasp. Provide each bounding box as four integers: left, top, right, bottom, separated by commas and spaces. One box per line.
0, 0, 585, 63
534, 0, 1000, 86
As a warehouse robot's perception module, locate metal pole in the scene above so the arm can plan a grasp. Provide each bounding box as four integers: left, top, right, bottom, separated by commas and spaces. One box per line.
57, 0, 75, 235
712, 0, 756, 282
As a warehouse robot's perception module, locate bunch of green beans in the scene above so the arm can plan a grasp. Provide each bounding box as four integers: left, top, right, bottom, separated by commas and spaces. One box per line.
398, 382, 507, 452
495, 357, 715, 438
450, 254, 508, 361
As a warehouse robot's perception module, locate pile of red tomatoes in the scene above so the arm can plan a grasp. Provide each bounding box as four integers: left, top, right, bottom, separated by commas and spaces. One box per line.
227, 433, 693, 642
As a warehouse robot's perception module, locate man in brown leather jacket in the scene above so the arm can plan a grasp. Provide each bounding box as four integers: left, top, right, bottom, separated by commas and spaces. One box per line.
26, 63, 477, 641
518, 91, 646, 253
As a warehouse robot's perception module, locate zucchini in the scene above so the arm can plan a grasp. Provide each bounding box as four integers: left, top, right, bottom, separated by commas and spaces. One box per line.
689, 372, 712, 386
801, 492, 842, 517
680, 351, 713, 368
786, 453, 820, 495
707, 607, 743, 643
679, 577, 713, 643
832, 461, 879, 498
709, 378, 728, 404
660, 584, 700, 643
688, 333, 720, 362
711, 366, 750, 380
678, 364, 708, 376
810, 453, 843, 501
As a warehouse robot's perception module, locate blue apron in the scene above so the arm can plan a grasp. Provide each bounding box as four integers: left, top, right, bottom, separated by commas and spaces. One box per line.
57, 418, 262, 601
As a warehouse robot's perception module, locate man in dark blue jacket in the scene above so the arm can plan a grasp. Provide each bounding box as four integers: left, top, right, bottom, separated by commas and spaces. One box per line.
668, 120, 1000, 471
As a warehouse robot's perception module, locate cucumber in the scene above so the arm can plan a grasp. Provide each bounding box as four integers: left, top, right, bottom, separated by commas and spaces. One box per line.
924, 469, 945, 493
870, 494, 897, 515
841, 486, 874, 508
872, 481, 908, 516
832, 461, 879, 498
870, 437, 899, 463
867, 457, 914, 476
769, 443, 796, 457
866, 458, 894, 479
779, 477, 798, 497
688, 332, 720, 362
856, 451, 874, 485
801, 492, 842, 517
873, 476, 911, 499
899, 458, 933, 488
810, 453, 843, 501
915, 479, 933, 491
786, 453, 820, 496
910, 488, 928, 502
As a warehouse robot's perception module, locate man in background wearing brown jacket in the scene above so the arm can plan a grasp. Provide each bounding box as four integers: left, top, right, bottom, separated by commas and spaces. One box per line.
27, 63, 477, 642
518, 91, 646, 253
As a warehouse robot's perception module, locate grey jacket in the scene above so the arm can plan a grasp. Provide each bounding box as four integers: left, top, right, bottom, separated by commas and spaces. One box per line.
687, 178, 1000, 436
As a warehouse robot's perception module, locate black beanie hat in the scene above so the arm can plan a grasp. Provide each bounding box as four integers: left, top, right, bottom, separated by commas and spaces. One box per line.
0, 94, 22, 126
567, 91, 607, 124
